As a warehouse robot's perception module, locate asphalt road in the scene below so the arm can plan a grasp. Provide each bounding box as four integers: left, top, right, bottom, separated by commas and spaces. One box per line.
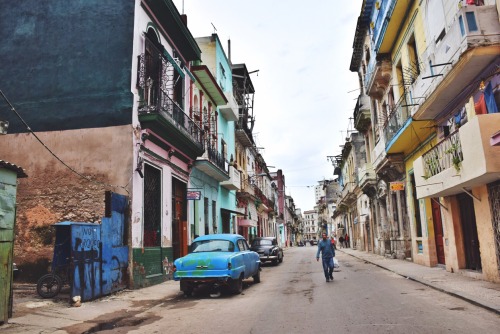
125, 246, 499, 334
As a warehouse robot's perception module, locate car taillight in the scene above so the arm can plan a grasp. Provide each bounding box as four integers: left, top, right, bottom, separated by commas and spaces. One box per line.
227, 262, 232, 269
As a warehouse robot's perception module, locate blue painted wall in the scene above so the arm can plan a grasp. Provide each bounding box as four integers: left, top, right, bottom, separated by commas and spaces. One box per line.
0, 0, 135, 133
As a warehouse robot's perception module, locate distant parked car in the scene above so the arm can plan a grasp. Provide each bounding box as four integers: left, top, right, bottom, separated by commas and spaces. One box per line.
173, 234, 261, 296
250, 237, 284, 266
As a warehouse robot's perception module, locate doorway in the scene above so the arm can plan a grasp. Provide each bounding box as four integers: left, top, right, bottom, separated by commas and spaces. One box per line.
431, 199, 445, 265
143, 164, 163, 277
457, 193, 481, 271
172, 178, 187, 260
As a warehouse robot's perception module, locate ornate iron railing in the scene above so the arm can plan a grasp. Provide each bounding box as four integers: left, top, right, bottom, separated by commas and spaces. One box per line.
206, 145, 227, 173
422, 130, 463, 177
137, 53, 203, 148
383, 94, 411, 145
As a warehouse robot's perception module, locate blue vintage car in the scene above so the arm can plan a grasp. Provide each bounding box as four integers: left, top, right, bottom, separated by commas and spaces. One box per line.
173, 234, 261, 296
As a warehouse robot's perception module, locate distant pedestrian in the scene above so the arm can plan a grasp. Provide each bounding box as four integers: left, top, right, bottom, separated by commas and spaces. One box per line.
316, 233, 336, 282
339, 236, 344, 248
330, 236, 337, 250
344, 233, 349, 248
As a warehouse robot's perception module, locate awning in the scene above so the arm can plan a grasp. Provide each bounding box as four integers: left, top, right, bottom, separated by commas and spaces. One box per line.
191, 65, 228, 106
221, 208, 246, 216
386, 118, 435, 154
163, 50, 185, 79
238, 219, 257, 227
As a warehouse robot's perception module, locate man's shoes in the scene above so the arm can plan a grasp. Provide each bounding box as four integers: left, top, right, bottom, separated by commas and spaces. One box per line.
329, 273, 333, 280
326, 278, 330, 282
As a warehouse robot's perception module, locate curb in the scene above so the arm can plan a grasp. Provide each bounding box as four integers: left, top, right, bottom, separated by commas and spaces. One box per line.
339, 250, 500, 316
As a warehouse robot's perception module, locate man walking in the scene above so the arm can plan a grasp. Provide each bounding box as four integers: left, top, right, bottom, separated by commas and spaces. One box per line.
316, 233, 336, 282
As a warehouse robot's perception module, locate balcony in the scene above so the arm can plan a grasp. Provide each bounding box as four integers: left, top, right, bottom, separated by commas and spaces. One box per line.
338, 182, 357, 207
219, 91, 239, 121
414, 113, 500, 199
414, 5, 500, 121
194, 145, 229, 181
383, 95, 435, 155
137, 54, 204, 159
384, 97, 410, 149
365, 57, 392, 99
235, 117, 254, 147
358, 162, 377, 197
376, 0, 410, 54
220, 166, 241, 190
353, 94, 371, 133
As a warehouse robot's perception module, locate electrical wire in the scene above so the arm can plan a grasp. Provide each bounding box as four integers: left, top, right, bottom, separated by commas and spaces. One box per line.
0, 90, 131, 194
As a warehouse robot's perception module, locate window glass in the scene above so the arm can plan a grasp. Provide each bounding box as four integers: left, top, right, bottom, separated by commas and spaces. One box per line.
459, 15, 465, 36
466, 12, 478, 32
191, 239, 235, 252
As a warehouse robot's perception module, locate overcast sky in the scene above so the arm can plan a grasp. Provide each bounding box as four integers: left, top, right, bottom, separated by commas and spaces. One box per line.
173, 0, 362, 211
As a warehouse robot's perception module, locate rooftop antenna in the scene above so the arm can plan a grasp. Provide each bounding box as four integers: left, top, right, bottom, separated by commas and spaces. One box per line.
211, 22, 217, 34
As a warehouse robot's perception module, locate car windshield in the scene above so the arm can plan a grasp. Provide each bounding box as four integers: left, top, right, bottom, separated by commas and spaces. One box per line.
252, 239, 273, 246
191, 239, 235, 253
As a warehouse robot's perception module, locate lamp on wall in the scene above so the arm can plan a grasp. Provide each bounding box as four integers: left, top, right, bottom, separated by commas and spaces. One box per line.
168, 149, 175, 158
141, 132, 149, 143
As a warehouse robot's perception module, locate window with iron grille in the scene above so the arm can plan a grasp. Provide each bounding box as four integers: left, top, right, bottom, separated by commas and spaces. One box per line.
143, 164, 162, 247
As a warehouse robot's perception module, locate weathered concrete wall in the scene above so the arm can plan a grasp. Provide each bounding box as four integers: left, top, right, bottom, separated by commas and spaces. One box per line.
473, 185, 500, 283
0, 126, 133, 281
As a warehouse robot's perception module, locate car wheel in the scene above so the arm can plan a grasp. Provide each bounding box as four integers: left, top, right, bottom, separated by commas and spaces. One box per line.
279, 253, 283, 263
253, 269, 261, 283
229, 275, 243, 294
183, 289, 193, 297
272, 259, 278, 266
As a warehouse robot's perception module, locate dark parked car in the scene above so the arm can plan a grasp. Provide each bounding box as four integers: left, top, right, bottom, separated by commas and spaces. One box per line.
250, 237, 284, 265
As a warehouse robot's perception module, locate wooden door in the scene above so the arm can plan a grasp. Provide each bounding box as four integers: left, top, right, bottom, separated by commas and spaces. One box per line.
458, 193, 481, 271
172, 178, 187, 260
431, 199, 445, 265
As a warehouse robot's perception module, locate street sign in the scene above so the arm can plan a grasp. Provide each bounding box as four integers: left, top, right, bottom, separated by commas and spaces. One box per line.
390, 182, 405, 191
186, 191, 201, 200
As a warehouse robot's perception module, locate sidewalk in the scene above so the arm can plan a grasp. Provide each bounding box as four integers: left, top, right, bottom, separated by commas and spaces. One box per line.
339, 248, 500, 315
2, 279, 182, 332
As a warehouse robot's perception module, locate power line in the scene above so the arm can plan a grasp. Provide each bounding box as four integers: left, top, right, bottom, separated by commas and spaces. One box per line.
0, 90, 130, 194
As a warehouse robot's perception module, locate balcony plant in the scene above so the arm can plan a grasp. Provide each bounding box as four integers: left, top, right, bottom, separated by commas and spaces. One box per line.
423, 152, 440, 180
445, 143, 461, 173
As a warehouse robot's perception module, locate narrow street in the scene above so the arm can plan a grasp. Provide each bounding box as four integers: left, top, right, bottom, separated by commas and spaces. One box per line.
6, 247, 499, 334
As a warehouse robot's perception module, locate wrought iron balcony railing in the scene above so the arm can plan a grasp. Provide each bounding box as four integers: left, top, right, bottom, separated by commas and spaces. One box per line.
383, 95, 411, 146
137, 53, 204, 148
206, 145, 227, 173
422, 130, 463, 178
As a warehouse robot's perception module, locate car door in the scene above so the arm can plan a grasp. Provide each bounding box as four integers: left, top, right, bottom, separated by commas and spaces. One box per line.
238, 239, 256, 277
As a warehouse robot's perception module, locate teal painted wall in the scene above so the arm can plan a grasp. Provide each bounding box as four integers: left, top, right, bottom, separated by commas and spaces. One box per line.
0, 0, 135, 133
214, 35, 237, 227
189, 169, 219, 235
